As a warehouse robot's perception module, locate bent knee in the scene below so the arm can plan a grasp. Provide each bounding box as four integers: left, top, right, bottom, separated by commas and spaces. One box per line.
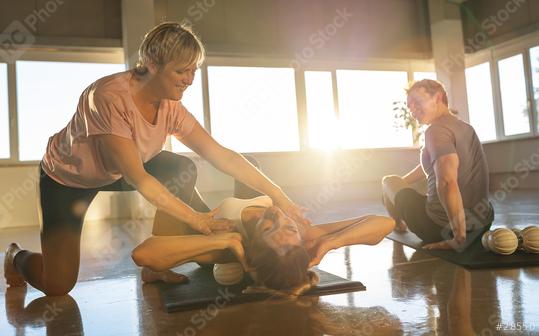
381, 175, 403, 186
131, 246, 150, 268
131, 245, 165, 271
156, 153, 198, 181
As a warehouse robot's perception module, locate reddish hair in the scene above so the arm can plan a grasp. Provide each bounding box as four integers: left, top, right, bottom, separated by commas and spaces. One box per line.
406, 79, 448, 106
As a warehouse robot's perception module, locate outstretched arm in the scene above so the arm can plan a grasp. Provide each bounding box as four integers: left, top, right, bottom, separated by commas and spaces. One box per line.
180, 123, 310, 227
306, 215, 395, 267
96, 134, 232, 235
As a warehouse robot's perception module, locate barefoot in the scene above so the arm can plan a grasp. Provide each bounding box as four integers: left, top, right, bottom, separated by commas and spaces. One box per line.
141, 267, 188, 284
394, 221, 408, 233
4, 243, 26, 287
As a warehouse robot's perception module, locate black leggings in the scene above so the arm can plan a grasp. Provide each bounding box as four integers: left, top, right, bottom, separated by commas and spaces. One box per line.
39, 151, 262, 234
16, 151, 261, 296
39, 151, 211, 235
394, 188, 493, 244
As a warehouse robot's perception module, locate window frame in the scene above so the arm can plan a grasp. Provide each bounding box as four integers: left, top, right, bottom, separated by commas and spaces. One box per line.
3, 31, 539, 165
0, 48, 124, 166
332, 59, 433, 150
303, 70, 338, 150
464, 53, 499, 142
466, 49, 506, 143
204, 61, 302, 153
495, 51, 532, 138
173, 57, 434, 153
334, 68, 413, 149
465, 30, 539, 144
0, 62, 14, 164
1, 51, 436, 166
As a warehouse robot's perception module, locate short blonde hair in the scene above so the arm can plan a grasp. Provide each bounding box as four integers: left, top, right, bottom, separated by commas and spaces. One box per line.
135, 22, 205, 74
406, 79, 448, 106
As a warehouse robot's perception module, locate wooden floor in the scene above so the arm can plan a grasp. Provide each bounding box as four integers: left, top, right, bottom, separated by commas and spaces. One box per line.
1, 190, 539, 335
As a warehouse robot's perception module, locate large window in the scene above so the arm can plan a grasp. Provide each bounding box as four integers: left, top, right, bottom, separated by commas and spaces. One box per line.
16, 61, 125, 161
171, 69, 204, 153
10, 42, 539, 163
304, 71, 339, 149
336, 70, 411, 148
465, 62, 497, 141
498, 54, 530, 136
0, 64, 8, 159
529, 46, 539, 132
208, 66, 299, 152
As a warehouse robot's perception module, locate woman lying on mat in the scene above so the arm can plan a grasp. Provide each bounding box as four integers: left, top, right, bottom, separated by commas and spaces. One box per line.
132, 196, 395, 296
4, 22, 309, 296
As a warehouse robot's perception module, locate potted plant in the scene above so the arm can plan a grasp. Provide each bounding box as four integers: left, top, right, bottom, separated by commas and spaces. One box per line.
392, 100, 424, 147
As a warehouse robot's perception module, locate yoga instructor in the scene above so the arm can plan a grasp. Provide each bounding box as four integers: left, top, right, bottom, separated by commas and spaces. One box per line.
4, 22, 309, 296
381, 79, 494, 251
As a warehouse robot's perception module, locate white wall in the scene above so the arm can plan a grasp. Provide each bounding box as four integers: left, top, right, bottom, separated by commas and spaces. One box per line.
2, 138, 538, 229
483, 138, 539, 192
0, 165, 135, 229
483, 138, 539, 173
0, 148, 421, 229
160, 0, 431, 59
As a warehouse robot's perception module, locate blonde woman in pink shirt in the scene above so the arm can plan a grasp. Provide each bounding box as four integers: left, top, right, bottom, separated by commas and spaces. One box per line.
4, 22, 310, 296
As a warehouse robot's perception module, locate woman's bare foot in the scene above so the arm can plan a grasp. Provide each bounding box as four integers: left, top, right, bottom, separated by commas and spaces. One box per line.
141, 267, 188, 284
4, 243, 26, 287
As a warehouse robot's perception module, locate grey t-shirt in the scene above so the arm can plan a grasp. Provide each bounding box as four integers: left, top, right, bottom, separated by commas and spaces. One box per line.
420, 114, 494, 230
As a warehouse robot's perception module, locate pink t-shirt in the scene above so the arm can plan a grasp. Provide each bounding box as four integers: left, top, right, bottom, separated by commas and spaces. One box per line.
41, 71, 197, 188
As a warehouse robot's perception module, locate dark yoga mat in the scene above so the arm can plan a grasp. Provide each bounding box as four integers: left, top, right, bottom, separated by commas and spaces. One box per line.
387, 231, 539, 269
158, 263, 366, 313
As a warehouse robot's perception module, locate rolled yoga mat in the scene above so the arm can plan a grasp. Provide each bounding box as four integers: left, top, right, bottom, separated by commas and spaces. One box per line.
387, 230, 539, 269
157, 263, 366, 313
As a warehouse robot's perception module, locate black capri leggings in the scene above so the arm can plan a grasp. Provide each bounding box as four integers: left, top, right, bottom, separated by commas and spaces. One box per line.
394, 188, 493, 244
39, 151, 261, 235
14, 151, 262, 295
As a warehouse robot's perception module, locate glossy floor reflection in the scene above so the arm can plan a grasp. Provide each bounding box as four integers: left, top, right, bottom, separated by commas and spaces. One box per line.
1, 190, 539, 335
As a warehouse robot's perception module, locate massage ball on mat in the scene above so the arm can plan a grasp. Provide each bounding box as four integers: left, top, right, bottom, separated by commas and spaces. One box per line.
521, 226, 539, 253
481, 228, 518, 255
213, 262, 244, 285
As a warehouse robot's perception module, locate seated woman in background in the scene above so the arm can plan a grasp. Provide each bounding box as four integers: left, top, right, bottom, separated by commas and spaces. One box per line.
132, 195, 395, 296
